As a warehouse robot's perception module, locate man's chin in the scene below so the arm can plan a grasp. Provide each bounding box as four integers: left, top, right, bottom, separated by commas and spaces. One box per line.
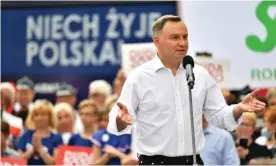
175, 53, 186, 59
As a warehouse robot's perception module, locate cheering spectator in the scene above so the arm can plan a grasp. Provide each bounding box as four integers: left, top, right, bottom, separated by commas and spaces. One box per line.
89, 80, 112, 112
17, 100, 63, 165
1, 120, 20, 158
91, 97, 132, 165
68, 99, 98, 147
54, 102, 75, 144
235, 112, 272, 164
200, 115, 240, 165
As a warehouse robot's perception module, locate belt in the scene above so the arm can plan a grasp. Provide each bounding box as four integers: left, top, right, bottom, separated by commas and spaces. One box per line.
138, 154, 202, 165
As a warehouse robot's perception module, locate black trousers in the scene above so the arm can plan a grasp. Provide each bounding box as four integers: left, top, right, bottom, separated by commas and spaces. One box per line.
138, 154, 204, 165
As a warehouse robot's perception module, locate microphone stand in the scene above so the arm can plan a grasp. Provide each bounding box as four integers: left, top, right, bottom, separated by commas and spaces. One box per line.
187, 81, 197, 165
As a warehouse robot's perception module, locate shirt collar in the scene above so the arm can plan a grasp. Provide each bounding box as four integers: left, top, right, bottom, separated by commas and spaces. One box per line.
152, 53, 184, 72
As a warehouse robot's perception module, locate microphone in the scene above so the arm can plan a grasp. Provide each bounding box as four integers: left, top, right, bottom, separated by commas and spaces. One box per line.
182, 55, 195, 89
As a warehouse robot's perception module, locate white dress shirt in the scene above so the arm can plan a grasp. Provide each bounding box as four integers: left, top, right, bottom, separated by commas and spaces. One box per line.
107, 55, 239, 157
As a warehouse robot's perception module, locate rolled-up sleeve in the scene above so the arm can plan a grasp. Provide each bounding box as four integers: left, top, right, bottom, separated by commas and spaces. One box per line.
202, 69, 242, 131
107, 71, 139, 135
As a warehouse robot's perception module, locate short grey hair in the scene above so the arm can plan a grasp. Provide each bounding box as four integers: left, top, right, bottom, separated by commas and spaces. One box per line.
152, 15, 182, 37
89, 80, 112, 96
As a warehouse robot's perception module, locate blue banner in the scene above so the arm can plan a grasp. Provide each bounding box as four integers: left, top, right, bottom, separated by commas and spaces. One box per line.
2, 2, 177, 76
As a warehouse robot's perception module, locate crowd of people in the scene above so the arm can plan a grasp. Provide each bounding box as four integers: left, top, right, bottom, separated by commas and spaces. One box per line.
1, 67, 276, 165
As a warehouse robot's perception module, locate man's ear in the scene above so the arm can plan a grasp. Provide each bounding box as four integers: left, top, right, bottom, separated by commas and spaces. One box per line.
152, 35, 160, 49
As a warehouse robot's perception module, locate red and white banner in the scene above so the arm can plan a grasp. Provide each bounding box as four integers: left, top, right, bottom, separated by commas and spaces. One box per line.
0, 157, 27, 165
121, 43, 157, 76
121, 43, 230, 88
56, 145, 93, 165
2, 111, 23, 138
195, 57, 230, 88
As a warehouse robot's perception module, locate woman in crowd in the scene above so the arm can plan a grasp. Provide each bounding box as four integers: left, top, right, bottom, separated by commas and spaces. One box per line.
54, 102, 75, 144
68, 99, 99, 147
91, 96, 132, 165
17, 100, 63, 165
235, 112, 272, 164
255, 107, 276, 157
267, 88, 276, 109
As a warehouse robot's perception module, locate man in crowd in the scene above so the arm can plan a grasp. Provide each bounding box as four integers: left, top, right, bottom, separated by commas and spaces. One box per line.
200, 115, 240, 165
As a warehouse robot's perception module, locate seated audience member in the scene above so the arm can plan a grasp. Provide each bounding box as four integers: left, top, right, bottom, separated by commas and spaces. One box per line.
1, 120, 20, 158
255, 107, 276, 157
54, 102, 75, 144
235, 112, 272, 165
55, 83, 83, 133
17, 100, 63, 165
89, 80, 112, 112
91, 97, 132, 165
200, 115, 240, 165
68, 99, 99, 147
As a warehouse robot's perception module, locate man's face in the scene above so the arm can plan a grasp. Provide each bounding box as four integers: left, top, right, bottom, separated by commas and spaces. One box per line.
79, 106, 98, 127
56, 95, 76, 108
89, 92, 106, 107
153, 21, 189, 63
16, 89, 34, 108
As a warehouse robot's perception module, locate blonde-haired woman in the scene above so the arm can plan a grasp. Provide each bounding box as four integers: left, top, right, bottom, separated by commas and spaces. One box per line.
17, 100, 63, 165
54, 102, 75, 144
235, 112, 272, 164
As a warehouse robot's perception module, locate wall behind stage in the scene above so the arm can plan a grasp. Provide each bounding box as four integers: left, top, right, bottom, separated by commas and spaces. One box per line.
1, 2, 177, 106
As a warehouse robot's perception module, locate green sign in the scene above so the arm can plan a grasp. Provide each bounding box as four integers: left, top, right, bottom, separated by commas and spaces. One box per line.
251, 68, 276, 81
246, 1, 276, 53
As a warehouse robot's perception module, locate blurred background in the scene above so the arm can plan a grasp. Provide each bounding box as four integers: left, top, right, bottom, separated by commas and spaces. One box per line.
1, 1, 276, 165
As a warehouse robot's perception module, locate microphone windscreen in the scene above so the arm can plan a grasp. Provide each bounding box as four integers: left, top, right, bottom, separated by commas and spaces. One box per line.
182, 55, 195, 69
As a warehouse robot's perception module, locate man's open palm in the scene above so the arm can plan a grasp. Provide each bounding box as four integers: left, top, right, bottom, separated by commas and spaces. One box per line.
239, 89, 266, 113
117, 102, 132, 125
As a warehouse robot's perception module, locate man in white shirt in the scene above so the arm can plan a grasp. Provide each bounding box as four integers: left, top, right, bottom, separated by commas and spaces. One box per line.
107, 15, 266, 165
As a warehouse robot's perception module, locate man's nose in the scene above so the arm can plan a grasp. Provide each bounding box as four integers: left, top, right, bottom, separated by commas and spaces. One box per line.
178, 38, 186, 46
